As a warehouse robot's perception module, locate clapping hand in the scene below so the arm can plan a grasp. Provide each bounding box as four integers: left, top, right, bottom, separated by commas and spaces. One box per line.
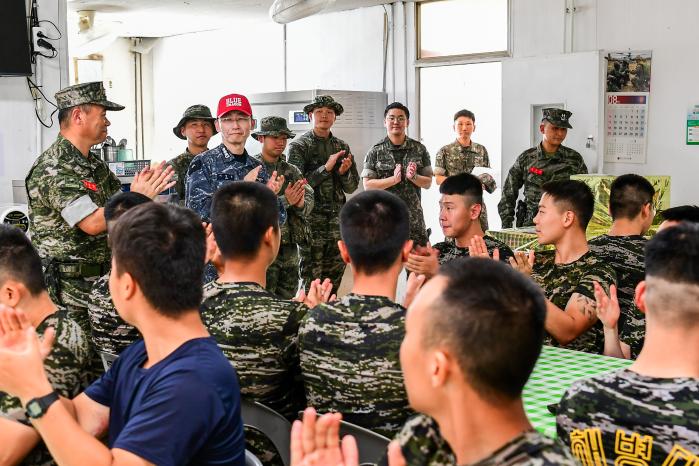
509, 250, 535, 276
594, 281, 620, 330
468, 235, 500, 261
285, 179, 307, 207
130, 161, 176, 199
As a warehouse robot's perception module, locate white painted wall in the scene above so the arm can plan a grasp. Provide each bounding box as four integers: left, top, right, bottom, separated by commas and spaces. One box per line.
149, 20, 285, 162
0, 0, 68, 204
511, 0, 699, 206
286, 7, 385, 92
148, 7, 388, 162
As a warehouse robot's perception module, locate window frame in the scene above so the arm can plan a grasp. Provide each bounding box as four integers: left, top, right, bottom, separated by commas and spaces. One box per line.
415, 0, 513, 66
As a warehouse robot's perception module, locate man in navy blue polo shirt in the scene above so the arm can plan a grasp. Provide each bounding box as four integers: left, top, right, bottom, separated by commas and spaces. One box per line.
0, 203, 245, 466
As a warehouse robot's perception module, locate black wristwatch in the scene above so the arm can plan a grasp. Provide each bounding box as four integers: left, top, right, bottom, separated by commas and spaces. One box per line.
24, 391, 59, 419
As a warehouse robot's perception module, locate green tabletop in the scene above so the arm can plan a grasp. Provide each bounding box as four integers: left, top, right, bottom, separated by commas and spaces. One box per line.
523, 345, 633, 438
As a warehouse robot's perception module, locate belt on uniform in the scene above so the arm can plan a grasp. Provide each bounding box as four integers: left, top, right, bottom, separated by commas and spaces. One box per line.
56, 262, 109, 279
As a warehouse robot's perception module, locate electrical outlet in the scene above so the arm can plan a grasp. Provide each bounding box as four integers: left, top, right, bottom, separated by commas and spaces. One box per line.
32, 26, 48, 51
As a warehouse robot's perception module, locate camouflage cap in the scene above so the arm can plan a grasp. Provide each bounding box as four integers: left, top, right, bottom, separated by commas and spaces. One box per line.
54, 81, 125, 111
303, 95, 344, 116
542, 108, 573, 129
172, 104, 218, 139
252, 116, 296, 140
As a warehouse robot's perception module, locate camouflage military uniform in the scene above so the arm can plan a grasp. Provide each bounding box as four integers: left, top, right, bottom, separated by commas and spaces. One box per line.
498, 143, 588, 228
0, 309, 90, 466
87, 271, 140, 356
166, 148, 195, 206
389, 415, 576, 466
168, 104, 217, 205
200, 281, 307, 420
185, 144, 287, 282
362, 137, 433, 246
288, 131, 359, 292
254, 155, 315, 299
433, 235, 514, 264
185, 144, 286, 223
588, 234, 647, 357
384, 415, 455, 466
557, 369, 699, 465
532, 250, 616, 354
434, 140, 496, 231
298, 293, 412, 437
26, 135, 122, 333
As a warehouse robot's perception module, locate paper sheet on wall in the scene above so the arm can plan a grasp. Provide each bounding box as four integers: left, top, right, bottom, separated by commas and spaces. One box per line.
687, 105, 699, 145
604, 51, 651, 164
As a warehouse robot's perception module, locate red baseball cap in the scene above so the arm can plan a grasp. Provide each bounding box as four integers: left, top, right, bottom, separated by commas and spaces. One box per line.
217, 93, 252, 118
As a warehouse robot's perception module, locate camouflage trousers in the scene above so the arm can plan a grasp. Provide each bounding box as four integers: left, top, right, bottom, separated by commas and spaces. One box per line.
52, 276, 103, 383
479, 203, 489, 231
300, 213, 345, 295
266, 243, 302, 300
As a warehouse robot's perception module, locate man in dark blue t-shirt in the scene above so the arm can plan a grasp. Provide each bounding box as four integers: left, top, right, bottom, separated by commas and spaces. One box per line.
0, 202, 245, 466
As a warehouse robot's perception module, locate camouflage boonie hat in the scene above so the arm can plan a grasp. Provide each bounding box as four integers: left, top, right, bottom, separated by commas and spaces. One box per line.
303, 95, 344, 116
542, 108, 573, 129
55, 81, 124, 111
172, 104, 218, 139
252, 116, 296, 140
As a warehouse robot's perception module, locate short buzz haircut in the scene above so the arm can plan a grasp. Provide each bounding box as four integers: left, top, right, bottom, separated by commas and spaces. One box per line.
104, 192, 151, 224
644, 222, 699, 326
0, 225, 46, 296
439, 173, 483, 206
609, 174, 655, 220
453, 109, 475, 123
660, 205, 699, 224
211, 182, 279, 260
339, 190, 409, 275
110, 203, 205, 316
424, 258, 546, 402
542, 180, 595, 230
58, 104, 93, 127
384, 102, 410, 120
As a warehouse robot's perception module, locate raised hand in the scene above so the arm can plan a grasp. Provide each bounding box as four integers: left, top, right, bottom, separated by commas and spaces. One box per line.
393, 164, 402, 184
130, 161, 176, 199
267, 171, 285, 195
406, 161, 417, 181
244, 166, 262, 182
468, 235, 500, 261
338, 155, 353, 175
0, 305, 55, 399
285, 179, 306, 207
324, 150, 346, 172
290, 408, 358, 466
508, 250, 535, 276
594, 282, 620, 330
403, 272, 426, 308
405, 245, 439, 278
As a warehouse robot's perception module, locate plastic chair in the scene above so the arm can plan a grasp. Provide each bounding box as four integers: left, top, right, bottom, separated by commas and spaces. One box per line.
245, 449, 264, 466
241, 400, 292, 466
99, 351, 118, 371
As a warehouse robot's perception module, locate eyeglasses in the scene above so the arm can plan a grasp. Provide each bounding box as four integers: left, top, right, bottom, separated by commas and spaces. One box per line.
386, 116, 407, 123
219, 116, 252, 126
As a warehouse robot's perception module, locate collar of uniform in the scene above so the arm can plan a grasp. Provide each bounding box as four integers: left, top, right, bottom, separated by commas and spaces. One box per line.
309, 129, 334, 141
253, 153, 279, 170
56, 134, 99, 169
382, 135, 410, 150
455, 139, 475, 151
537, 141, 563, 158
219, 143, 248, 161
